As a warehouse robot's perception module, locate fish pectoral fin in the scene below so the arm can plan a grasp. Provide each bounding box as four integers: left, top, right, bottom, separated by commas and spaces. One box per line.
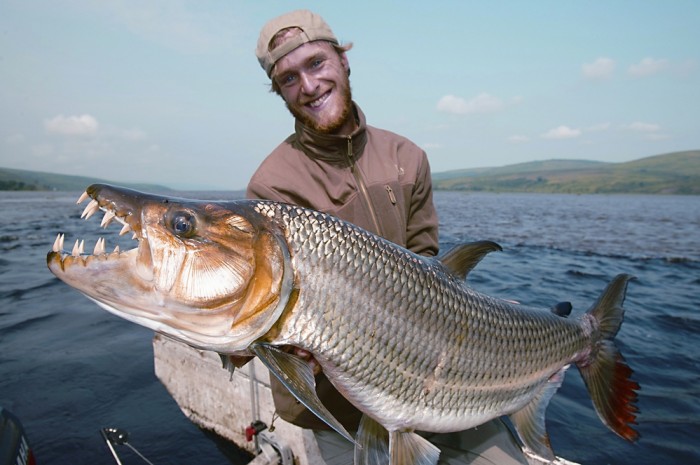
250, 343, 356, 445
438, 240, 502, 280
389, 430, 440, 465
354, 414, 389, 465
509, 366, 568, 462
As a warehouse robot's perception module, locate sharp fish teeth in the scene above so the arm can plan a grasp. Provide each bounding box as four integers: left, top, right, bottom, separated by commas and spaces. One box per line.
81, 199, 100, 220
101, 210, 116, 228
77, 191, 90, 204
53, 233, 65, 252
93, 237, 106, 255
72, 239, 85, 257
119, 223, 132, 236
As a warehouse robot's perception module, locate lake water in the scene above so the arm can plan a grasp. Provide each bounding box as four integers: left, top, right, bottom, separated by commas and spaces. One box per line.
1, 190, 698, 464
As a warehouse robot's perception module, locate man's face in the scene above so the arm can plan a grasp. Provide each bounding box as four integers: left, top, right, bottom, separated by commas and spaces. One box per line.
272, 41, 354, 135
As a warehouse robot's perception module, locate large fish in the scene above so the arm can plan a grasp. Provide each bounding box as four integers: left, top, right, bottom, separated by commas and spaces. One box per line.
47, 184, 639, 465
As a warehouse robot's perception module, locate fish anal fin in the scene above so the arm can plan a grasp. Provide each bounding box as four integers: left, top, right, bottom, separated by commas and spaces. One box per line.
509, 366, 568, 462
389, 430, 440, 465
439, 240, 502, 280
354, 414, 389, 465
250, 343, 356, 445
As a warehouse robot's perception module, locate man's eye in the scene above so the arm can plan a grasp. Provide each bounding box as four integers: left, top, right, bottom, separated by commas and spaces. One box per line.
281, 74, 296, 85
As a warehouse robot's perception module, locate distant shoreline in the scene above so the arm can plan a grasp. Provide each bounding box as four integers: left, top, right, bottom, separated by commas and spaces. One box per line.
432, 150, 699, 195
2, 149, 698, 195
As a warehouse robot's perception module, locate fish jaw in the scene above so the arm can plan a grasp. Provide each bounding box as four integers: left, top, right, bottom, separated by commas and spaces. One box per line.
47, 184, 293, 353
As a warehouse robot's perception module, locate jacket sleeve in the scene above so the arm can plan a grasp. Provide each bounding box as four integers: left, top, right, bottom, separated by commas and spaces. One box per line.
246, 178, 279, 201
246, 169, 293, 204
406, 152, 440, 257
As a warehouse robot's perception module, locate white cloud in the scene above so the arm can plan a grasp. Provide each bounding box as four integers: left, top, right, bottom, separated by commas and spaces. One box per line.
625, 122, 661, 132
422, 143, 443, 150
508, 135, 529, 143
623, 122, 669, 140
436, 93, 504, 115
628, 57, 668, 77
45, 114, 99, 136
582, 57, 616, 80
541, 126, 582, 139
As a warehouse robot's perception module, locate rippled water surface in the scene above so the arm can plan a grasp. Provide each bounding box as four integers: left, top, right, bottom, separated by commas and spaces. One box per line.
1, 190, 698, 464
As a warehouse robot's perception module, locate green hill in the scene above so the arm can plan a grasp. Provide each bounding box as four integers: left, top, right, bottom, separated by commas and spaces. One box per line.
433, 150, 700, 195
0, 167, 172, 192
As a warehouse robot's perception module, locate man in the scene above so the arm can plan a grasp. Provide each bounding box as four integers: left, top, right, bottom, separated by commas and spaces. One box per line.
247, 10, 527, 465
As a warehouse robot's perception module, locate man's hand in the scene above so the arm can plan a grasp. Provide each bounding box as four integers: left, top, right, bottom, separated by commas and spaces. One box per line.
285, 346, 322, 376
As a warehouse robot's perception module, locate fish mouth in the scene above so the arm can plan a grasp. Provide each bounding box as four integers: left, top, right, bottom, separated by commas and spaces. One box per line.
49, 185, 144, 274
46, 184, 204, 338
46, 184, 293, 353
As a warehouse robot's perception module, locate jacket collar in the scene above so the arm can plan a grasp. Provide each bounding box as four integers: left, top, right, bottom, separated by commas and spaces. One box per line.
293, 103, 368, 164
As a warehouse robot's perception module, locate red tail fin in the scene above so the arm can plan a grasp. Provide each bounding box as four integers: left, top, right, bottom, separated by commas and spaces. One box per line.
577, 274, 640, 441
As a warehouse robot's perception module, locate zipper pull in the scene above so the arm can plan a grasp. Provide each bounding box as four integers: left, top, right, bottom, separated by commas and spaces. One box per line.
347, 136, 353, 159
385, 185, 397, 205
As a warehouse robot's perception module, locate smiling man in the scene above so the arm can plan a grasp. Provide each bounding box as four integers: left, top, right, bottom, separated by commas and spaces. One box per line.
246, 10, 526, 465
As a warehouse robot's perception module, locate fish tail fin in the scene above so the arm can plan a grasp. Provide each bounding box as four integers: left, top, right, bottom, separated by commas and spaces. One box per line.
577, 273, 640, 442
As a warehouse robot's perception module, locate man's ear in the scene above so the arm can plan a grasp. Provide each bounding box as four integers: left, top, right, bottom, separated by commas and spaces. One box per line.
340, 52, 350, 75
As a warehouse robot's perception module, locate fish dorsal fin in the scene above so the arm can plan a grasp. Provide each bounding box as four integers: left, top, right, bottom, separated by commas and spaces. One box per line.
250, 343, 356, 445
439, 240, 502, 280
509, 366, 568, 462
354, 414, 390, 465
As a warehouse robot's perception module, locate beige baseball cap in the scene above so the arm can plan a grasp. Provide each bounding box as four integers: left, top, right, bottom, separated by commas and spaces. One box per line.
256, 9, 339, 77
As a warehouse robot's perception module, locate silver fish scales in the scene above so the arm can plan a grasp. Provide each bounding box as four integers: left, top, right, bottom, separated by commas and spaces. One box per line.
258, 203, 590, 431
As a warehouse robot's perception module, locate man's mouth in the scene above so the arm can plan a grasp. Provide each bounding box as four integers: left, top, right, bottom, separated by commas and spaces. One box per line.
307, 91, 330, 109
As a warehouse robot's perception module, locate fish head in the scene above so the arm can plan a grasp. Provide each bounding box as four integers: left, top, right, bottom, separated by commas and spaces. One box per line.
47, 184, 292, 353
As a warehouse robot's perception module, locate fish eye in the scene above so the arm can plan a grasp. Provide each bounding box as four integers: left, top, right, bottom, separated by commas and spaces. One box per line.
168, 211, 197, 238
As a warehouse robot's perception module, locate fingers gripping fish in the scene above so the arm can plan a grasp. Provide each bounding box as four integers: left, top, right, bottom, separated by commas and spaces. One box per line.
47, 184, 639, 465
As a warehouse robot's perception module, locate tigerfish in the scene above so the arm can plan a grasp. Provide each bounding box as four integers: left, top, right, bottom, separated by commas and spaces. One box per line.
47, 184, 639, 465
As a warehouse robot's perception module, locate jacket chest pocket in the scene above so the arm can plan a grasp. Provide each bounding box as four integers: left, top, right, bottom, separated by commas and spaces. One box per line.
366, 183, 406, 247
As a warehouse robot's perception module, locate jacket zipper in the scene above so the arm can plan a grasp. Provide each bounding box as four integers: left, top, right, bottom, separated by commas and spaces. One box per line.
385, 185, 397, 205
347, 136, 384, 236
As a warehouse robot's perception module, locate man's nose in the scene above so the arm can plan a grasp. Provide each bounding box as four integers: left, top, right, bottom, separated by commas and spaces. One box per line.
299, 73, 319, 95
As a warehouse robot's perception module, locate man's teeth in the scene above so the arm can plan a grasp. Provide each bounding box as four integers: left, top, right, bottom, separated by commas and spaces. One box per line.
309, 93, 329, 108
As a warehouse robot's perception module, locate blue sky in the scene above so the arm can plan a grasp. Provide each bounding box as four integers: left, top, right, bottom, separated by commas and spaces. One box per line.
1, 1, 698, 190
